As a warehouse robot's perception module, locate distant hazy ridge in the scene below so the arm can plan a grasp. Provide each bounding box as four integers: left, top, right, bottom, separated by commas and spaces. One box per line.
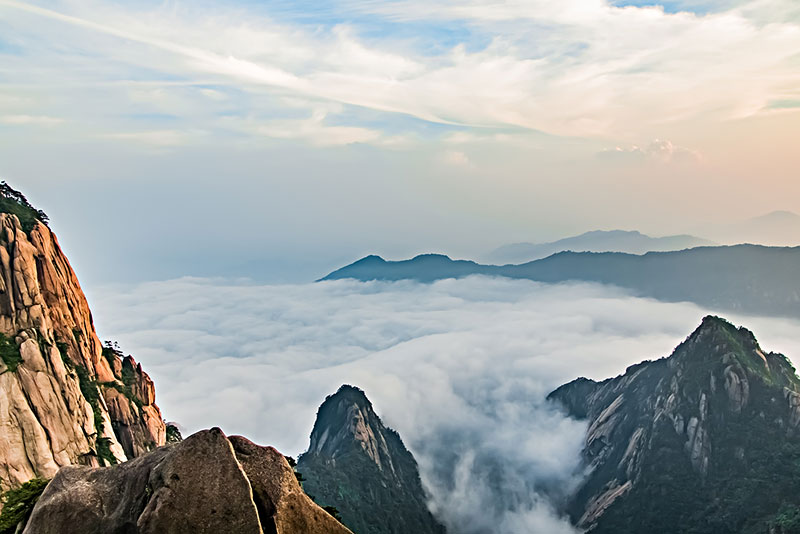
323, 245, 800, 318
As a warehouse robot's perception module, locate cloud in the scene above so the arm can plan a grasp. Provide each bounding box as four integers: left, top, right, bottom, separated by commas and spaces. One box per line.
87, 275, 800, 532
1, 0, 799, 145
440, 149, 475, 169
0, 114, 63, 126
103, 129, 206, 147
598, 138, 702, 163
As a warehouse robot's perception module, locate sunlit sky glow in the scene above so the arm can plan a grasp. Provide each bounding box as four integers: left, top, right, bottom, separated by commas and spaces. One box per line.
1, 0, 798, 283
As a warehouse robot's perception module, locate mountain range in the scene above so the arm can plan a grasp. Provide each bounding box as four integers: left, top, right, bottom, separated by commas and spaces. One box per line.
485, 230, 714, 264
322, 245, 800, 318
709, 210, 800, 247
2, 183, 800, 534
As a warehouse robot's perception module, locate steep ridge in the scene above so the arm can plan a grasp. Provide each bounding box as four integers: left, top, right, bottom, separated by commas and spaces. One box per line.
549, 316, 800, 533
0, 184, 165, 495
24, 428, 352, 534
321, 246, 800, 318
298, 385, 446, 534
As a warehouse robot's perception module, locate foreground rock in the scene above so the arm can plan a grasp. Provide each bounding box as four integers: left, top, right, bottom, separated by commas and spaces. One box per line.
549, 316, 800, 533
298, 385, 446, 534
24, 428, 352, 534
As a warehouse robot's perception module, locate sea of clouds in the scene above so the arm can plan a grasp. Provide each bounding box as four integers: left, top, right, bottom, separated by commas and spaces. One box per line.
90, 276, 800, 533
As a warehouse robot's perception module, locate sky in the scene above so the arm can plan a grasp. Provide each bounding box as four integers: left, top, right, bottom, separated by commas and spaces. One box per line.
89, 275, 800, 533
2, 4, 799, 528
1, 0, 800, 284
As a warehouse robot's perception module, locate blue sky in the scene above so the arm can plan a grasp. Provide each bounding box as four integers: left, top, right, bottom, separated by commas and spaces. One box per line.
0, 0, 798, 284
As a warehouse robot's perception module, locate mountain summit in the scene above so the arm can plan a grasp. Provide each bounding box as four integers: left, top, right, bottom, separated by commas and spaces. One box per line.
298, 385, 446, 534
549, 316, 800, 533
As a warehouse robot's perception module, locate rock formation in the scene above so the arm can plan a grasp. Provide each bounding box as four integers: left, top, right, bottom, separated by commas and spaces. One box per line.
0, 185, 165, 495
298, 385, 446, 534
549, 316, 800, 533
23, 428, 353, 534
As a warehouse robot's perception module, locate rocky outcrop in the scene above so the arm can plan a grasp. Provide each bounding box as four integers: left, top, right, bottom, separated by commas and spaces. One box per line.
298, 385, 446, 534
23, 428, 352, 534
101, 350, 165, 459
549, 316, 800, 533
0, 192, 165, 494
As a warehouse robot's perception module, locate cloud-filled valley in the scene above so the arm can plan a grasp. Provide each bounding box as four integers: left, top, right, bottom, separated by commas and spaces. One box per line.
89, 275, 800, 533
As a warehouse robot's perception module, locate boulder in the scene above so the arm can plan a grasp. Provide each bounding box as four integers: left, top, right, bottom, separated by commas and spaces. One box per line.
23, 428, 353, 534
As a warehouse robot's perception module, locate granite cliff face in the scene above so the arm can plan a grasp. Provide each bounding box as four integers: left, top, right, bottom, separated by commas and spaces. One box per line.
24, 428, 352, 534
0, 186, 165, 496
549, 316, 800, 533
298, 385, 446, 534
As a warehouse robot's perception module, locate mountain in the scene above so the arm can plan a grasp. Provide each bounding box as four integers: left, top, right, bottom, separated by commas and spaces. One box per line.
23, 428, 352, 534
486, 230, 714, 264
297, 385, 446, 534
321, 246, 800, 317
710, 211, 800, 247
549, 316, 800, 533
0, 183, 165, 522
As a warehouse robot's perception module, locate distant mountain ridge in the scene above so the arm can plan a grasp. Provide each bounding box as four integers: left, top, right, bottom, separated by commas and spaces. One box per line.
321, 245, 800, 318
710, 210, 800, 247
486, 229, 714, 264
549, 316, 800, 533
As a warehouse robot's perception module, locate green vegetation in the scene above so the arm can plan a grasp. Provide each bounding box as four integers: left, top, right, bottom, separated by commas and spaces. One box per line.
95, 437, 117, 467
0, 478, 49, 534
0, 334, 22, 372
55, 339, 72, 370
284, 456, 306, 484
101, 340, 122, 368
166, 423, 183, 443
75, 366, 117, 466
0, 182, 48, 235
98, 343, 145, 410
769, 505, 800, 533
323, 505, 344, 524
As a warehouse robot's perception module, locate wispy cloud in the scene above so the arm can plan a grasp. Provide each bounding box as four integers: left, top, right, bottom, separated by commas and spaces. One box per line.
0, 114, 63, 125
1, 0, 798, 146
598, 138, 702, 163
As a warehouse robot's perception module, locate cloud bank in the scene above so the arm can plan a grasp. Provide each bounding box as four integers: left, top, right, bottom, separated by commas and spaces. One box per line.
2, 0, 799, 145
87, 276, 800, 532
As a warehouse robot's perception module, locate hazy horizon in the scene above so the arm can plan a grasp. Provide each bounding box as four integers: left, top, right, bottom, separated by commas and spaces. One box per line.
2, 0, 799, 285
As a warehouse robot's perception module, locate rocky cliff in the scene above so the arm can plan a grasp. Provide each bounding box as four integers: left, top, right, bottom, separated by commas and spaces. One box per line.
298, 385, 446, 534
549, 316, 800, 533
24, 428, 352, 534
0, 184, 165, 496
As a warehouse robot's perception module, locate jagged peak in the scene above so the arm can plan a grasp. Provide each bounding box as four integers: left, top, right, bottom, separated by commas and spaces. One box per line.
304, 384, 401, 474
675, 315, 769, 370
321, 384, 373, 410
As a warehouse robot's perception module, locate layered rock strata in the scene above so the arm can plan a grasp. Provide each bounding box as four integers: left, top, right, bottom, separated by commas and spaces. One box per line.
0, 210, 165, 493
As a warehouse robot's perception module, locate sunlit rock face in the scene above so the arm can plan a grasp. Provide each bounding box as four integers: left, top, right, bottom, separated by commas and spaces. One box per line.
550, 316, 800, 533
0, 208, 165, 494
24, 428, 353, 534
298, 385, 446, 534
